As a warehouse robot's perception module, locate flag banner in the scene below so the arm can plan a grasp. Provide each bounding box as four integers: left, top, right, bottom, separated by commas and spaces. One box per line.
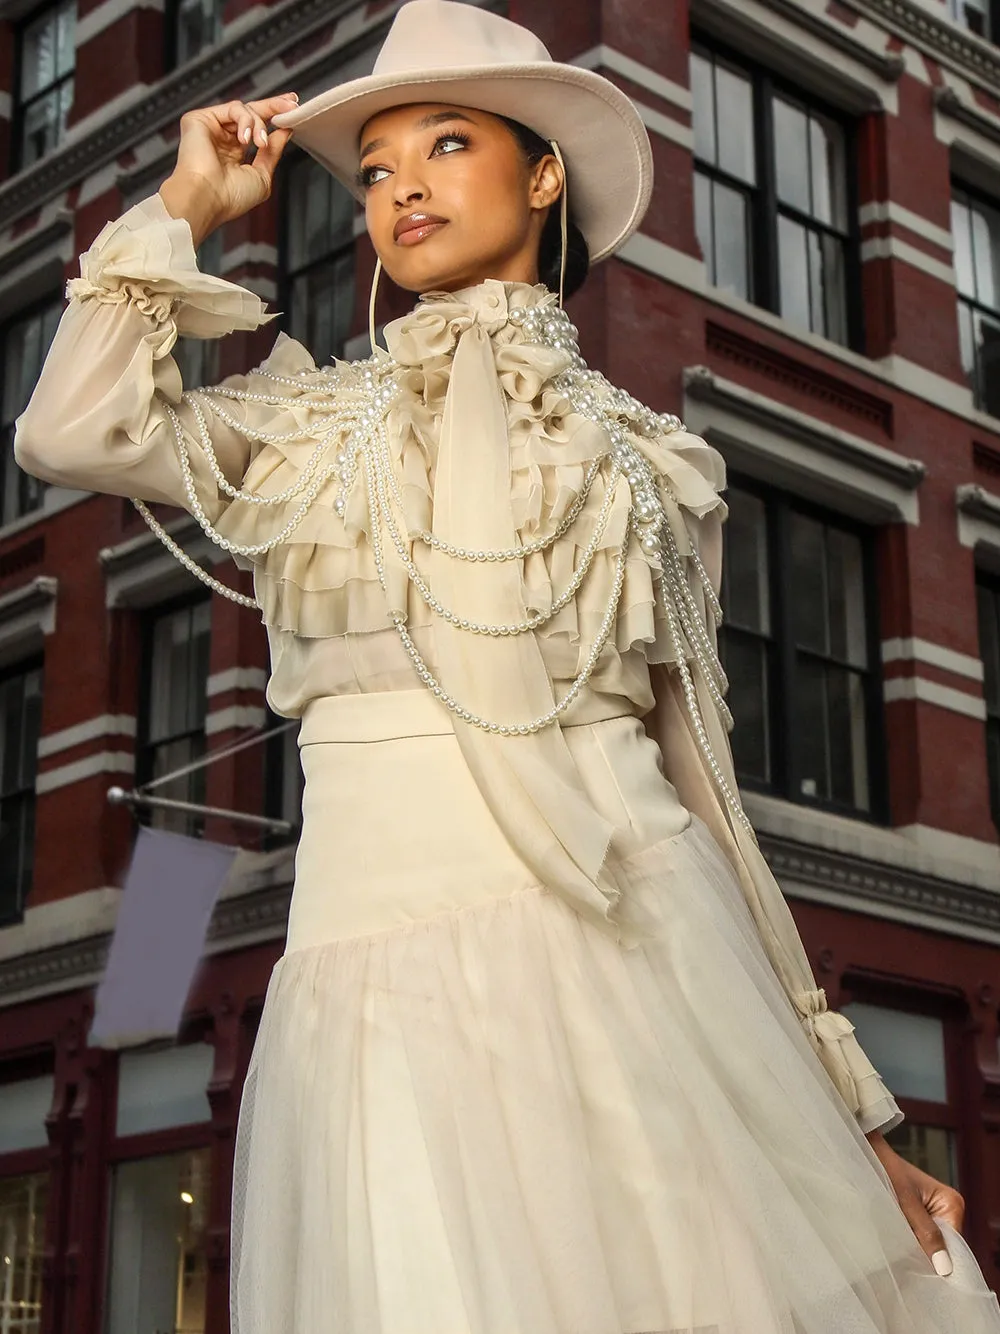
89, 827, 238, 1049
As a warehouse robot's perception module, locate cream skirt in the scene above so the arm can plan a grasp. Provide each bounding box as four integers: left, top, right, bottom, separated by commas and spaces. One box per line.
230, 692, 1000, 1334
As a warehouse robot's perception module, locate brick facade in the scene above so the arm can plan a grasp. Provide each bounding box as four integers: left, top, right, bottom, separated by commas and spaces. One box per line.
0, 0, 998, 1329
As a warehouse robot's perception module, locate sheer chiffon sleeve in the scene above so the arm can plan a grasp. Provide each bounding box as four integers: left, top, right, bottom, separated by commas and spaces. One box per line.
13, 194, 274, 520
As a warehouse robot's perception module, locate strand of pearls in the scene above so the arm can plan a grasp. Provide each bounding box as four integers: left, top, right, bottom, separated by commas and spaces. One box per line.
131, 499, 259, 608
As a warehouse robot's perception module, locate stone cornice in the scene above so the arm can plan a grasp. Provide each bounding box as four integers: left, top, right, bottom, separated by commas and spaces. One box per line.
762, 832, 1000, 944
0, 0, 364, 231
855, 0, 1000, 90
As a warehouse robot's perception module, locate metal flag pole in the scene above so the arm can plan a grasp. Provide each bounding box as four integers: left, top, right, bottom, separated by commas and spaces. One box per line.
106, 719, 299, 836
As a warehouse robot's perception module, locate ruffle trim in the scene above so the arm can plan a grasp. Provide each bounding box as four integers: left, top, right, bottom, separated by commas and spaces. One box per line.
793, 988, 903, 1135
66, 193, 273, 338
209, 309, 726, 682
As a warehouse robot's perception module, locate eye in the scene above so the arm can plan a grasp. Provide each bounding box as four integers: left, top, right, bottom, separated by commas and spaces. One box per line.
357, 162, 391, 189
431, 131, 470, 156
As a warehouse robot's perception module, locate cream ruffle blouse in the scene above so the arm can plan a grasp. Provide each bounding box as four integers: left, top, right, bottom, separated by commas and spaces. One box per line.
14, 193, 902, 1136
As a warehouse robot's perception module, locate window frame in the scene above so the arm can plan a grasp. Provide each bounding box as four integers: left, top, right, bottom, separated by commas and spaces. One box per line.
0, 295, 61, 528
720, 475, 888, 821
277, 148, 358, 367
975, 569, 1000, 827
951, 178, 1000, 416
949, 0, 1000, 42
12, 0, 76, 173
163, 0, 223, 70
690, 32, 864, 351
134, 595, 212, 837
0, 657, 43, 927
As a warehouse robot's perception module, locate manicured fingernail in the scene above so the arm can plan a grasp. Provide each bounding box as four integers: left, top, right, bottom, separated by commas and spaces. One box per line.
241, 126, 251, 143
932, 1250, 953, 1277
258, 128, 268, 145
288, 91, 299, 101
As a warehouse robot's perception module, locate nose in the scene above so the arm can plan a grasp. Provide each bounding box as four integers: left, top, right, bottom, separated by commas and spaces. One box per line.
392, 181, 426, 208
392, 155, 429, 208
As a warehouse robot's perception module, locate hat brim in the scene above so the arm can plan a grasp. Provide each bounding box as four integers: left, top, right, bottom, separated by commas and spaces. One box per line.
272, 62, 652, 263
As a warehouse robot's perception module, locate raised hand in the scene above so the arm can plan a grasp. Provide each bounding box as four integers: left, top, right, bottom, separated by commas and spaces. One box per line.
159, 93, 299, 247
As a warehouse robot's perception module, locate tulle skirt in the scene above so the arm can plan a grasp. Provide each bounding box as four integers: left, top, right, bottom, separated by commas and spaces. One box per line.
230, 694, 1000, 1334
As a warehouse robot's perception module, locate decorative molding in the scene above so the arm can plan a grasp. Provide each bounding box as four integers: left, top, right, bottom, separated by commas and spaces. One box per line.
99, 515, 221, 608
881, 636, 984, 682
856, 0, 1000, 91
762, 832, 1000, 946
0, 576, 57, 670
705, 322, 894, 434
683, 364, 924, 522
934, 84, 1000, 147
204, 706, 268, 736
0, 0, 365, 230
634, 101, 693, 151
38, 714, 136, 760
883, 674, 986, 721
207, 667, 268, 697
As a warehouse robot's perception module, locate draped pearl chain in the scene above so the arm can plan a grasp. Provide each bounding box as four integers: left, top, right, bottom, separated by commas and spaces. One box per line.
134, 302, 750, 832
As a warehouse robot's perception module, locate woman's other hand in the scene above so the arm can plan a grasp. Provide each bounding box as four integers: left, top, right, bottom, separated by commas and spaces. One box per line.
159, 93, 299, 247
866, 1130, 964, 1276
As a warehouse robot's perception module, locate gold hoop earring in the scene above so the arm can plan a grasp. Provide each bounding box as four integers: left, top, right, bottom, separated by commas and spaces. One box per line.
369, 257, 383, 356
549, 141, 569, 309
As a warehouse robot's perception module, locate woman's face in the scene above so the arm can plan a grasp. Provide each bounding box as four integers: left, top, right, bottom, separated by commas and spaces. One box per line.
358, 103, 561, 293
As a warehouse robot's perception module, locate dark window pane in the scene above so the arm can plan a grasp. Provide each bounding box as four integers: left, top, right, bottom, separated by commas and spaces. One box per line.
724, 633, 771, 785
884, 1123, 959, 1189
826, 527, 867, 667
827, 666, 870, 810
978, 583, 1000, 712
691, 52, 716, 166
774, 97, 810, 215
987, 719, 1000, 826
790, 512, 828, 654
17, 0, 75, 164
970, 200, 1000, 311
958, 298, 976, 385
710, 181, 751, 299
0, 1172, 48, 1330
694, 169, 712, 269
795, 655, 829, 800
778, 215, 811, 331
290, 253, 355, 368
176, 0, 222, 63
715, 62, 755, 184
723, 489, 770, 633
143, 602, 211, 836
0, 666, 40, 919
975, 309, 1000, 417
816, 230, 848, 343
809, 113, 847, 230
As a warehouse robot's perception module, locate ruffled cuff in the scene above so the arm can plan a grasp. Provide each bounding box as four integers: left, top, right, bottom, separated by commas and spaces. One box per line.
66, 193, 273, 338
793, 989, 904, 1136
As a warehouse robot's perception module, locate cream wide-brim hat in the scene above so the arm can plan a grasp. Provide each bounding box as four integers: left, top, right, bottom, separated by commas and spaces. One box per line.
271, 0, 653, 263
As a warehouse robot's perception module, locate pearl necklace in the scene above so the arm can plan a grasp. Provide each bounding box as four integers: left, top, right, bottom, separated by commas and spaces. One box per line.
135, 301, 752, 834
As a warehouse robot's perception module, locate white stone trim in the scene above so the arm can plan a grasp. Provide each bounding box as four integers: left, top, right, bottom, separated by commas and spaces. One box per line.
36, 751, 134, 795
220, 242, 279, 272
616, 231, 981, 424
572, 45, 693, 111
207, 667, 268, 697
0, 576, 57, 671
38, 714, 136, 760
100, 516, 219, 608
956, 482, 1000, 564
883, 674, 986, 720
204, 706, 267, 736
860, 235, 956, 286
682, 365, 924, 523
634, 100, 693, 150
75, 0, 164, 46
743, 789, 1000, 891
858, 200, 954, 253
881, 636, 984, 682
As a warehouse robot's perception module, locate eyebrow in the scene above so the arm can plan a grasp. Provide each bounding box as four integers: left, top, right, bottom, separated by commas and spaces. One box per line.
359, 110, 478, 162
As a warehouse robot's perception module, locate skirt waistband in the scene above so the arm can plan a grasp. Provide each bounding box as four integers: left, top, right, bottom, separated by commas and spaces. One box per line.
299, 689, 636, 746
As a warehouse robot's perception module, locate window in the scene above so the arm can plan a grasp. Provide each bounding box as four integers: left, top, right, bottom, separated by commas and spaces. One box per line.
0, 665, 42, 924
2, 301, 60, 526
950, 0, 999, 40
170, 0, 223, 66
282, 154, 356, 366
138, 601, 210, 836
174, 230, 224, 389
720, 482, 883, 816
976, 573, 1000, 825
952, 186, 1000, 417
0, 1074, 54, 1334
841, 1001, 960, 1186
105, 1043, 213, 1334
264, 711, 301, 845
691, 41, 857, 347
15, 0, 75, 169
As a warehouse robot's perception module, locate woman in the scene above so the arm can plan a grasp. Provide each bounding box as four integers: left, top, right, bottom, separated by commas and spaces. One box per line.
14, 2, 1000, 1331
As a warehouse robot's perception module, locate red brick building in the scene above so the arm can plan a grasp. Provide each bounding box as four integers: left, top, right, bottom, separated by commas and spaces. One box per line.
0, 0, 999, 1329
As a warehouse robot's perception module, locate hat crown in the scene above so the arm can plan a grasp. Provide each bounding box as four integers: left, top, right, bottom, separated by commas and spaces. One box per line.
373, 0, 552, 78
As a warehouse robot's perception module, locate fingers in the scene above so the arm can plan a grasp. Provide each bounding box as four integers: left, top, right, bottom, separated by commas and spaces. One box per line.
221, 93, 298, 149
250, 125, 293, 189
898, 1186, 953, 1277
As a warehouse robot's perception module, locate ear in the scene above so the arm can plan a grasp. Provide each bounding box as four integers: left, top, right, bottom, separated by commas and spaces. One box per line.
528, 154, 563, 214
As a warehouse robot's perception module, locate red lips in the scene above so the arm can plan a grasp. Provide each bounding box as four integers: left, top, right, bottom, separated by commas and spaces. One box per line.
393, 211, 448, 243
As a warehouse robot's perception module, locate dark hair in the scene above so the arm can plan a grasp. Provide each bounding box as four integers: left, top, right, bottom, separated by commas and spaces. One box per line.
499, 116, 590, 299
